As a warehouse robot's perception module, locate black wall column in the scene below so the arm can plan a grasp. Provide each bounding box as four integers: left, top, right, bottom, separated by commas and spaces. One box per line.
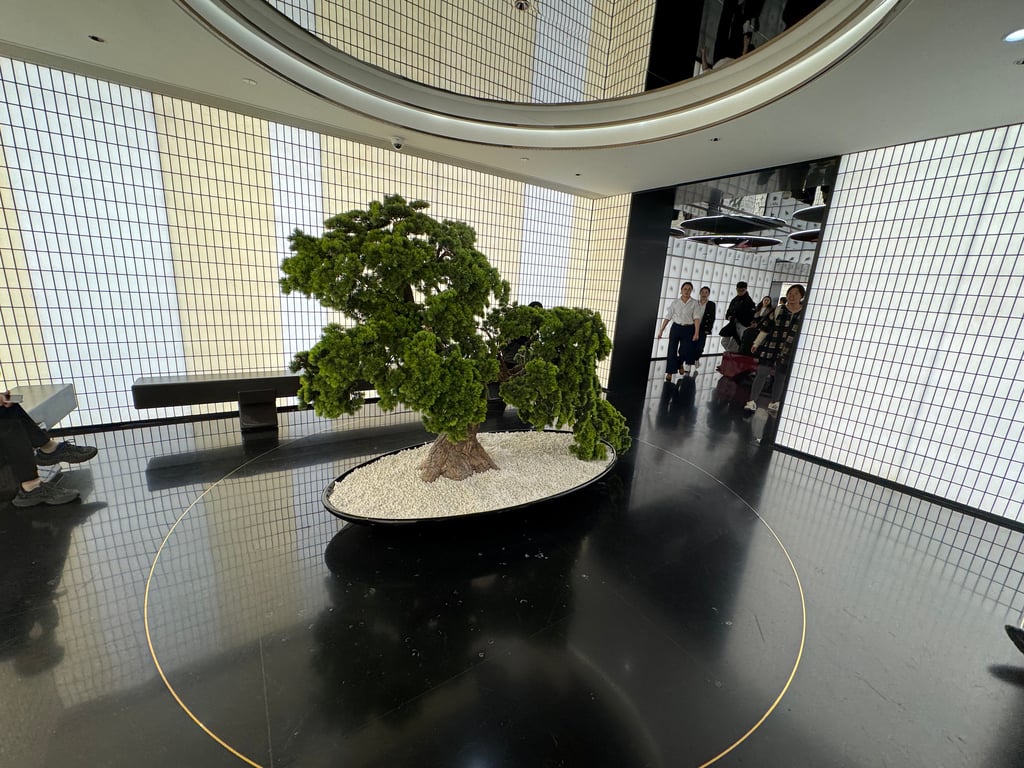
606, 188, 676, 436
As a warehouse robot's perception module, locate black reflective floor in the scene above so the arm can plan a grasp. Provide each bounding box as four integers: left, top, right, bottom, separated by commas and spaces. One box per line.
2, 372, 1023, 767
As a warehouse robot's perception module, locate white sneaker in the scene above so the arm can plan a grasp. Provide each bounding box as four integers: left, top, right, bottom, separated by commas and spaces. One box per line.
767, 401, 780, 412
744, 400, 757, 412
693, 360, 700, 370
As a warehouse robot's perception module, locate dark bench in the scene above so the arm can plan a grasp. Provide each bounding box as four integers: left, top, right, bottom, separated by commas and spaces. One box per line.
132, 371, 303, 432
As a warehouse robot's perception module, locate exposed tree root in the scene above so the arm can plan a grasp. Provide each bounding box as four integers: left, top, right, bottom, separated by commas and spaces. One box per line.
419, 424, 499, 482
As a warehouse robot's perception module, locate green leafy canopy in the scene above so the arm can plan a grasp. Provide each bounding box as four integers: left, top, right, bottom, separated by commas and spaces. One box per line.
281, 195, 630, 458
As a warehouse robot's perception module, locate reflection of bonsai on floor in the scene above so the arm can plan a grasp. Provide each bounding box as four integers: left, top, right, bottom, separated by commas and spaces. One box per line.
281, 196, 630, 483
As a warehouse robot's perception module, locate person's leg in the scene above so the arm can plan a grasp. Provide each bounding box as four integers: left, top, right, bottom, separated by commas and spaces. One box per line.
768, 365, 790, 411
694, 334, 707, 369
0, 403, 50, 449
0, 421, 41, 487
679, 335, 698, 373
733, 321, 747, 344
0, 421, 79, 506
745, 363, 771, 411
666, 324, 683, 380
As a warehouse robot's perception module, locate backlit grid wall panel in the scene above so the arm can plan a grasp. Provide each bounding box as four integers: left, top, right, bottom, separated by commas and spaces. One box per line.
0, 57, 625, 429
0, 140, 48, 384
779, 124, 1024, 524
268, 122, 340, 370
586, 194, 631, 385
604, 0, 658, 98
0, 61, 187, 426
267, 0, 653, 103
153, 97, 283, 389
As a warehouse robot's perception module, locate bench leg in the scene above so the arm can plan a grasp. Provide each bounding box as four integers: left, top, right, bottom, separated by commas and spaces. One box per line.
238, 389, 278, 432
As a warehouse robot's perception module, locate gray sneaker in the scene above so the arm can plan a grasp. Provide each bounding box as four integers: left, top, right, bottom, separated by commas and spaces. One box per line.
12, 481, 81, 507
35, 441, 98, 466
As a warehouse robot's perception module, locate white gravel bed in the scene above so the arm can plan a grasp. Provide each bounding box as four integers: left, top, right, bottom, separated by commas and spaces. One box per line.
328, 430, 615, 521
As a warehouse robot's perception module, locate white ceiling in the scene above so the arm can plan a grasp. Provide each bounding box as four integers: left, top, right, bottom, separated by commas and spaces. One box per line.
2, 0, 1022, 197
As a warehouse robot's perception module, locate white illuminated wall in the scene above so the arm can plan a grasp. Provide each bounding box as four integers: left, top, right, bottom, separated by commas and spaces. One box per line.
779, 123, 1024, 524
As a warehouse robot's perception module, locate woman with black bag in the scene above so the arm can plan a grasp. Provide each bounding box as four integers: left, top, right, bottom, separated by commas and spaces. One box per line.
693, 286, 716, 373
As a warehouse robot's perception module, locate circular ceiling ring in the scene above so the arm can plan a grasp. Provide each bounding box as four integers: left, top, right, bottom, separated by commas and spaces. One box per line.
179, 0, 904, 149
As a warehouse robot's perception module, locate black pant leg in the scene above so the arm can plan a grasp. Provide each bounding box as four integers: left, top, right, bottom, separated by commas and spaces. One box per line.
0, 403, 49, 448
0, 420, 40, 484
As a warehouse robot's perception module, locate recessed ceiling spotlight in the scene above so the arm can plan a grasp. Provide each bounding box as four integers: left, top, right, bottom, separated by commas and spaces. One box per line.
519, 156, 529, 162
242, 78, 258, 86
512, 0, 530, 10
1003, 28, 1024, 43
88, 35, 105, 43
710, 137, 720, 142
574, 173, 581, 177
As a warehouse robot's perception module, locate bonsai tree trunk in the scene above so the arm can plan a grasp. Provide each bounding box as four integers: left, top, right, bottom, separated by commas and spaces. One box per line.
419, 424, 498, 482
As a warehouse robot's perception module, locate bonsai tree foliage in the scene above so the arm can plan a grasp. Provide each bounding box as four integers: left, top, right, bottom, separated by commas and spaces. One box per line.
487, 303, 631, 462
281, 195, 630, 483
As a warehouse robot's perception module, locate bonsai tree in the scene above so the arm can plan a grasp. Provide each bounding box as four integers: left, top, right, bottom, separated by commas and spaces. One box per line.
486, 302, 630, 462
281, 195, 630, 482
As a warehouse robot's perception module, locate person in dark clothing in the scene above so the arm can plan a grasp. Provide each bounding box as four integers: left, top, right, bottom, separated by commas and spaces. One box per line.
1, 392, 97, 507
744, 284, 806, 414
693, 286, 716, 372
725, 282, 757, 346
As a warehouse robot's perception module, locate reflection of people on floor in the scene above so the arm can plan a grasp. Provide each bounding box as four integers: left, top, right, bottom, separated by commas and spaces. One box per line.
657, 376, 697, 430
657, 282, 703, 381
1, 392, 98, 507
0, 502, 103, 676
1007, 624, 1024, 656
745, 284, 806, 414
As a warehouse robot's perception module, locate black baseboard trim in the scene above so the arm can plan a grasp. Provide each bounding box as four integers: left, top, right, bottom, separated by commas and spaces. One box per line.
772, 445, 1024, 535
49, 406, 304, 437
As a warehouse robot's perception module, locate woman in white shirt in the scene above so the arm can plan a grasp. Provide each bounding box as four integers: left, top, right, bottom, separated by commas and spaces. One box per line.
657, 282, 703, 381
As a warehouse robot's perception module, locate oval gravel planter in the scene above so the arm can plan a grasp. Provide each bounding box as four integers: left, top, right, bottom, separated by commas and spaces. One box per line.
322, 430, 618, 525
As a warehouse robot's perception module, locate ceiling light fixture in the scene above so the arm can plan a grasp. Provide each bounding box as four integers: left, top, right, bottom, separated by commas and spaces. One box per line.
1003, 28, 1024, 43
88, 35, 105, 43
242, 77, 258, 86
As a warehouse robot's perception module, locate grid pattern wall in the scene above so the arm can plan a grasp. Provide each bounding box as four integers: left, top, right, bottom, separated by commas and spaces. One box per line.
779, 124, 1024, 524
267, 0, 654, 103
764, 452, 1024, 623
583, 194, 631, 384
0, 56, 617, 429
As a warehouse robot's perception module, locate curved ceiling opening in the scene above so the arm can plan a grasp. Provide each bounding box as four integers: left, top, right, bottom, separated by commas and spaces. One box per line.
181, 0, 903, 148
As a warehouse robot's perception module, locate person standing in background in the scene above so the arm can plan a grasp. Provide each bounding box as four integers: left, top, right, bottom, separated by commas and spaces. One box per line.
744, 284, 806, 414
725, 282, 756, 348
657, 282, 703, 381
693, 286, 716, 373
